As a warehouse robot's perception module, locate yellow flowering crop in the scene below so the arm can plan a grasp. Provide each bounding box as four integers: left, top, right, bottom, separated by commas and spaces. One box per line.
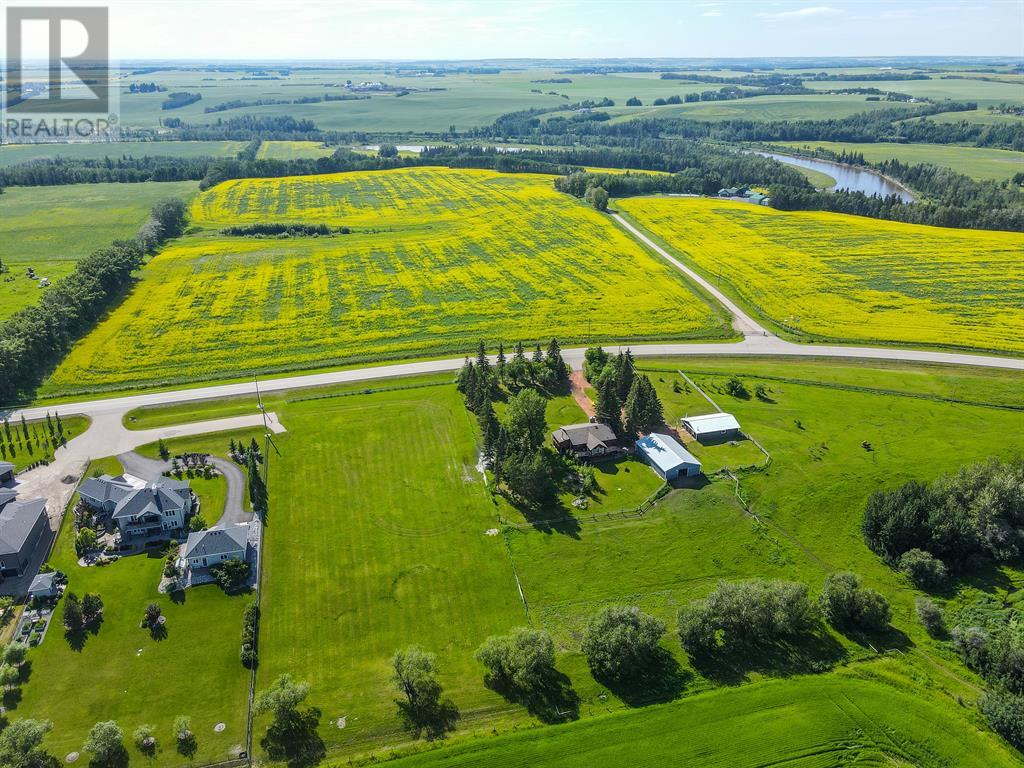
45, 168, 729, 395
618, 197, 1024, 354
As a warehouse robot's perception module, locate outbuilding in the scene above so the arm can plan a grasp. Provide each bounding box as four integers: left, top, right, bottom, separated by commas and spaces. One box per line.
635, 433, 702, 481
27, 572, 58, 601
681, 413, 742, 443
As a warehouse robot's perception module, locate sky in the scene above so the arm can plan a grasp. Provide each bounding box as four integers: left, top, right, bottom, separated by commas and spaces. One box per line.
5, 0, 1023, 60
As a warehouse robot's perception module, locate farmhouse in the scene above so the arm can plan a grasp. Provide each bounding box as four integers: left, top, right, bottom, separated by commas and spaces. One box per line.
0, 497, 48, 579
182, 523, 250, 571
79, 474, 193, 538
0, 461, 14, 483
551, 423, 624, 460
636, 433, 702, 481
682, 413, 742, 443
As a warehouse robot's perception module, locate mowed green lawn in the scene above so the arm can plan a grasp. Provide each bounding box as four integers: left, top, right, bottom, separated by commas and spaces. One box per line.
385, 664, 1016, 768
42, 168, 731, 397
13, 460, 251, 766
258, 385, 532, 759
776, 140, 1024, 181
0, 180, 199, 321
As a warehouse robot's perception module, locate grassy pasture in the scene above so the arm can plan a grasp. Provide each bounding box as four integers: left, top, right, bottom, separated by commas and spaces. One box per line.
0, 181, 199, 321
616, 196, 1024, 354
13, 459, 251, 766
42, 168, 730, 396
776, 140, 1024, 181
136, 358, 1024, 765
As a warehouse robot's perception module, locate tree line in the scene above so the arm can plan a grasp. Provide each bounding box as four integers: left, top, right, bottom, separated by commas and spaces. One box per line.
0, 198, 188, 404
862, 456, 1024, 750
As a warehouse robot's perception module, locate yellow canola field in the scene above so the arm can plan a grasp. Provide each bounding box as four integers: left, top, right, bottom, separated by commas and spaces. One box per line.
617, 197, 1024, 354
46, 168, 729, 395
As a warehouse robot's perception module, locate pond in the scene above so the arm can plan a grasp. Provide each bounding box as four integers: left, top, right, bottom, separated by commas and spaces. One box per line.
756, 150, 916, 202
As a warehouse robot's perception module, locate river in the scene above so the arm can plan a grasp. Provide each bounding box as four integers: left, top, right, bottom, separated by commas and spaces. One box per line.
756, 151, 915, 203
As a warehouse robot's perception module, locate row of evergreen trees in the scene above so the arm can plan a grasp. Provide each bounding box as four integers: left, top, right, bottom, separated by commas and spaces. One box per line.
584, 347, 664, 437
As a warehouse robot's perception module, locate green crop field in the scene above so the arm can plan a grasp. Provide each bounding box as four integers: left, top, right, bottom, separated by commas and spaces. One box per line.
13, 458, 250, 766
616, 196, 1024, 354
385, 667, 1015, 768
0, 181, 199, 321
0, 141, 245, 167
776, 141, 1024, 181
803, 75, 1024, 106
124, 357, 1024, 766
41, 167, 731, 397
606, 94, 902, 124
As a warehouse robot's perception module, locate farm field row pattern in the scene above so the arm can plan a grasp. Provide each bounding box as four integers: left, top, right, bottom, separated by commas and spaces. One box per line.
616, 196, 1024, 354
42, 168, 729, 396
25, 358, 1024, 766
775, 140, 1024, 182
0, 181, 200, 321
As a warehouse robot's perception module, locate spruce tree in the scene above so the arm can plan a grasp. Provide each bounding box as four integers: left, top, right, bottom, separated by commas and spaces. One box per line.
615, 349, 635, 401
545, 338, 569, 389
496, 343, 507, 382
478, 401, 499, 462
625, 375, 664, 435
595, 366, 624, 436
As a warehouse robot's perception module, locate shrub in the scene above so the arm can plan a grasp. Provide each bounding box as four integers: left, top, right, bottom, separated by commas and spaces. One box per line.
582, 605, 665, 679
819, 572, 891, 632
210, 558, 251, 593
724, 376, 749, 398
678, 579, 816, 653
915, 597, 945, 636
899, 548, 949, 590
981, 690, 1024, 750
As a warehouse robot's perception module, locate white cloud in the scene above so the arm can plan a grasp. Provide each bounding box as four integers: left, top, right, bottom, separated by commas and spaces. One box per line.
757, 5, 845, 23
702, 10, 722, 16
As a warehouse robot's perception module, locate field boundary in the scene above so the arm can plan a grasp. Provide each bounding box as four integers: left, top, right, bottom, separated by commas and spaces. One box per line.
614, 205, 1024, 359
645, 365, 1024, 413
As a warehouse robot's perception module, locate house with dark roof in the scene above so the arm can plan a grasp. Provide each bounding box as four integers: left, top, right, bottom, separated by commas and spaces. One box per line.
77, 474, 139, 514
182, 523, 249, 571
0, 488, 17, 510
551, 423, 624, 460
0, 462, 14, 483
79, 475, 193, 538
0, 497, 48, 579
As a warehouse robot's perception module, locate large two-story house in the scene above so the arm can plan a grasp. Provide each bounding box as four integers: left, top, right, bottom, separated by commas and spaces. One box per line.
78, 474, 193, 538
0, 493, 48, 580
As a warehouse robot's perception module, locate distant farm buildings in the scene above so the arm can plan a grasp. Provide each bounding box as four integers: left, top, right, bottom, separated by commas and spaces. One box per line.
681, 413, 742, 443
717, 187, 770, 206
635, 433, 702, 481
